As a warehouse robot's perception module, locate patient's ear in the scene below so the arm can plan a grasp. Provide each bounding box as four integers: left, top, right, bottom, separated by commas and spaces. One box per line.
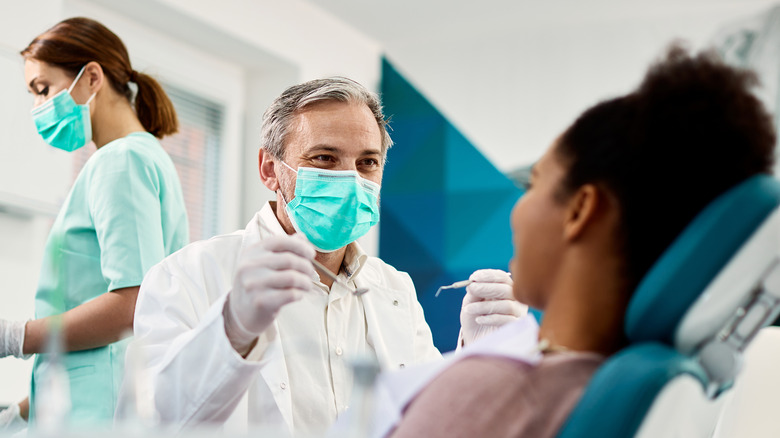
563, 184, 601, 241
259, 149, 280, 191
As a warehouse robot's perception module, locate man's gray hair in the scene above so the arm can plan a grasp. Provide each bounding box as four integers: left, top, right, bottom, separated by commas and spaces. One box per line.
260, 77, 393, 160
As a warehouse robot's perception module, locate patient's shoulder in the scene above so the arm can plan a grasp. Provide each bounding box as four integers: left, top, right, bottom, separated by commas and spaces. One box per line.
391, 354, 603, 438
533, 352, 604, 380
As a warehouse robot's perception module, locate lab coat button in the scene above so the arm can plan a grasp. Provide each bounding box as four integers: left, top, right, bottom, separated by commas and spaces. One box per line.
336, 347, 343, 356
399, 363, 405, 368
392, 300, 399, 306
280, 382, 287, 390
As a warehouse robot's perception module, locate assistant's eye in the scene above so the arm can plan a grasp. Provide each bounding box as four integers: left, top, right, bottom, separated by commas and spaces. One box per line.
37, 86, 49, 97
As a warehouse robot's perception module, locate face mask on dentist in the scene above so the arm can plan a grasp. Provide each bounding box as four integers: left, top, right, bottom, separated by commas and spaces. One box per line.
280, 161, 381, 253
31, 65, 96, 152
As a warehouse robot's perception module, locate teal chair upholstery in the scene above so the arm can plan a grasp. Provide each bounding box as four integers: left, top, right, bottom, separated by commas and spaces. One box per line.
558, 175, 780, 438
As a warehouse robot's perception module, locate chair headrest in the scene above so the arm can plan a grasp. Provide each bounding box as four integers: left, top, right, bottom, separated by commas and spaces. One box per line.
625, 175, 780, 347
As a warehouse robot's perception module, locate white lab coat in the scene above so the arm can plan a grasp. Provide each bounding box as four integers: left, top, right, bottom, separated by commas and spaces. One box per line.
118, 205, 442, 434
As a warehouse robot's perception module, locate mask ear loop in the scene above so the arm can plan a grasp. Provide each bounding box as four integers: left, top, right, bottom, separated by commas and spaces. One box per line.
275, 160, 321, 250
67, 65, 88, 94
280, 160, 298, 174
277, 160, 298, 207
68, 65, 97, 106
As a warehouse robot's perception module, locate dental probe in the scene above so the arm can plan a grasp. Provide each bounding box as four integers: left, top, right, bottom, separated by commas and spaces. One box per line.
435, 279, 473, 297
434, 272, 512, 297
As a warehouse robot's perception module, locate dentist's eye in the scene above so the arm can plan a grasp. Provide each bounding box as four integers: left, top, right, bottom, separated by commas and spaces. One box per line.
360, 158, 379, 168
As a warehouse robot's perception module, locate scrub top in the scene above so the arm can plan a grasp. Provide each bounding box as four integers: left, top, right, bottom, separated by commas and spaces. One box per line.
29, 132, 189, 426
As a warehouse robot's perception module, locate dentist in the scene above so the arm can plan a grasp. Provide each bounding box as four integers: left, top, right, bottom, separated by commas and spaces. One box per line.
119, 77, 524, 436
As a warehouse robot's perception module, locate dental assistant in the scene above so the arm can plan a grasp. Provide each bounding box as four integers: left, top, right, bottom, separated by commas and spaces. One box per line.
0, 17, 188, 428
117, 77, 525, 436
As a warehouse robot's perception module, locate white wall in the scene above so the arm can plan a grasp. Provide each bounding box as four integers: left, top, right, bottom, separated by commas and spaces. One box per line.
153, 0, 382, 88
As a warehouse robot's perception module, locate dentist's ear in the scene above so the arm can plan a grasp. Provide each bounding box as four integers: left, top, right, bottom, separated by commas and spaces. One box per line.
562, 184, 601, 241
259, 149, 280, 191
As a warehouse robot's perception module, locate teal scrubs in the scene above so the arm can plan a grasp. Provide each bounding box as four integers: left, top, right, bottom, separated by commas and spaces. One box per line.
29, 132, 189, 426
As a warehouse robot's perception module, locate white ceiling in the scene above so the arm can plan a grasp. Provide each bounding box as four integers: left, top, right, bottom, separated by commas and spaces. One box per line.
311, 0, 772, 47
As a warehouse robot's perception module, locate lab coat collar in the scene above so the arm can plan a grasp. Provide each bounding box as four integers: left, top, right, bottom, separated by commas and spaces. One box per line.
343, 239, 368, 279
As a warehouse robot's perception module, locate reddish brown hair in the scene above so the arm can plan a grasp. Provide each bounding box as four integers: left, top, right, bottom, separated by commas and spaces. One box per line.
21, 17, 178, 138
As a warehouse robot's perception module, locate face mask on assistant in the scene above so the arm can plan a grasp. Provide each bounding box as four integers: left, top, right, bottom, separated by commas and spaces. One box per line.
280, 161, 381, 253
31, 65, 96, 152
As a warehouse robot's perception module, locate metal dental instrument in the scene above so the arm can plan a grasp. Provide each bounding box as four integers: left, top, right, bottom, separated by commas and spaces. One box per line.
311, 258, 370, 296
435, 279, 473, 297
435, 272, 512, 297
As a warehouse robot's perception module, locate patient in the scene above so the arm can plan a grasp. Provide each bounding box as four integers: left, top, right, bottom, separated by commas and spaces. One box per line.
388, 46, 776, 438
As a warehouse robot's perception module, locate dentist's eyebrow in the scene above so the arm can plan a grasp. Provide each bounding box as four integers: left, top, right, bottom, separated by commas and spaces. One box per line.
359, 148, 382, 156
308, 145, 341, 153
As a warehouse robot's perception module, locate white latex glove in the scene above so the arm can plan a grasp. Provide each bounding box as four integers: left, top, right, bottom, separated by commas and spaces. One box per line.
223, 235, 316, 354
460, 269, 528, 346
0, 320, 27, 359
0, 403, 27, 434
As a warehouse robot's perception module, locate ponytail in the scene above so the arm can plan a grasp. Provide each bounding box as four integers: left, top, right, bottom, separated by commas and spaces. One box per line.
132, 71, 178, 138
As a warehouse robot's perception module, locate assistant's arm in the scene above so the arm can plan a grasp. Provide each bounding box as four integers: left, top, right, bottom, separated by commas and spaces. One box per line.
22, 286, 138, 354
3, 150, 163, 358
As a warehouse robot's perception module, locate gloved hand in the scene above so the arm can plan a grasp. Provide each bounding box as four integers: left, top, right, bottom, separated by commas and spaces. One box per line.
0, 403, 27, 434
223, 235, 316, 354
0, 320, 27, 359
460, 269, 528, 347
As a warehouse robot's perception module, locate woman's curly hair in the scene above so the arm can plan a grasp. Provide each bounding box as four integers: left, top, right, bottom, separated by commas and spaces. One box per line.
556, 44, 776, 290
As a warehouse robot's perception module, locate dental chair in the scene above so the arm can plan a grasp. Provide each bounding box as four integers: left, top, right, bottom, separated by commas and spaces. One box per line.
557, 174, 780, 438
710, 325, 780, 437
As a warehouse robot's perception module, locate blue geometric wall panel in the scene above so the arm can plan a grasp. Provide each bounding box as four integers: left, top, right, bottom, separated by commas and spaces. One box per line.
379, 57, 525, 352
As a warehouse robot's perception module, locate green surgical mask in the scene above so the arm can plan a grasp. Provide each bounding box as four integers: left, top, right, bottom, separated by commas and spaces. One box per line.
281, 162, 380, 252
31, 65, 95, 152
